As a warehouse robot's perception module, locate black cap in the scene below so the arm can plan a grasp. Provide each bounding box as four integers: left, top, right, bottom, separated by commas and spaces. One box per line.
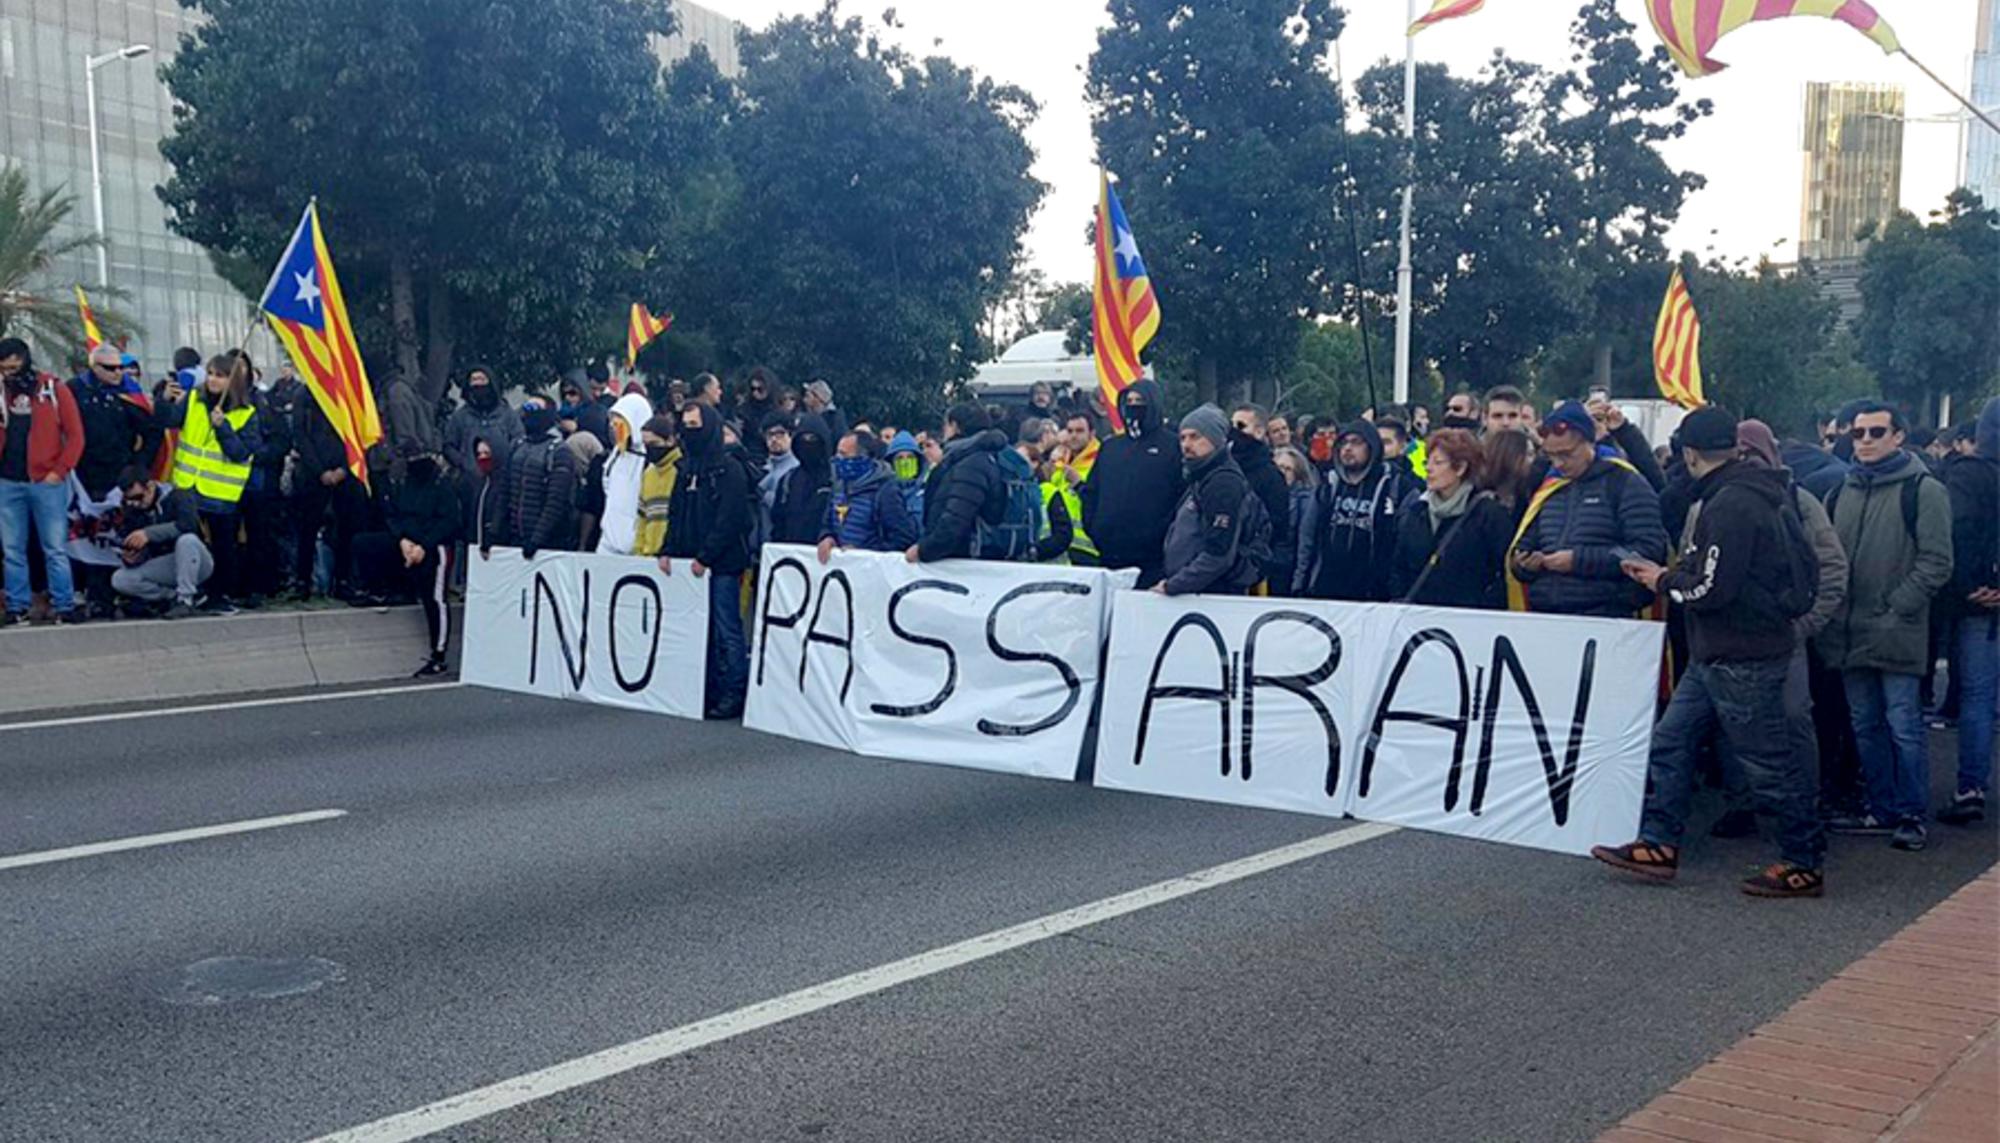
1680, 405, 1739, 452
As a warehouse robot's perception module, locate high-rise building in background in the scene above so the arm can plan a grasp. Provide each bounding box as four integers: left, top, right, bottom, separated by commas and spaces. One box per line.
1799, 81, 1906, 263
1969, 0, 2000, 209
0, 1, 740, 370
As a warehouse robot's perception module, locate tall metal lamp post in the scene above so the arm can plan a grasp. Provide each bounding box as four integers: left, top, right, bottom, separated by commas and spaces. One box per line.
84, 43, 152, 287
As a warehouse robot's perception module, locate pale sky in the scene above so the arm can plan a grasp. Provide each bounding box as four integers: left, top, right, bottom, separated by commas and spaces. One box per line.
700, 0, 1981, 283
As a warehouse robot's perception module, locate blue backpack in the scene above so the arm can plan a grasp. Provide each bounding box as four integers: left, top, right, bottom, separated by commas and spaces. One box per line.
976, 447, 1046, 562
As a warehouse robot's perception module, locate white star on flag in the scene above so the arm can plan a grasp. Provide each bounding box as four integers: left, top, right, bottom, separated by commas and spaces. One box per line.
1114, 226, 1141, 273
293, 268, 322, 313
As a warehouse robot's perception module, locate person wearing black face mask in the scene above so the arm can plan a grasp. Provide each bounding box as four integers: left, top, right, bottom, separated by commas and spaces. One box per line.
1079, 378, 1183, 588
443, 365, 524, 477
351, 443, 463, 676
771, 414, 834, 546
662, 402, 756, 720
1229, 403, 1292, 590
495, 399, 578, 560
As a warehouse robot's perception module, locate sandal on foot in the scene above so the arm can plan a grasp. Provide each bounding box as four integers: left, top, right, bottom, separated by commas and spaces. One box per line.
1591, 841, 1679, 881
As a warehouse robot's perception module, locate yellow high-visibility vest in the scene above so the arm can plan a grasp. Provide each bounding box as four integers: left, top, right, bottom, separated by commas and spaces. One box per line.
173, 396, 254, 507
1042, 468, 1097, 561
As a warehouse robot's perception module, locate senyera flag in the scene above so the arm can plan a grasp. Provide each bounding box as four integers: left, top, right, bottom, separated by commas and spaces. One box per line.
259, 201, 382, 485
1093, 171, 1160, 432
1653, 267, 1707, 411
75, 286, 105, 351
1647, 0, 1900, 78
1409, 0, 1486, 35
627, 302, 672, 369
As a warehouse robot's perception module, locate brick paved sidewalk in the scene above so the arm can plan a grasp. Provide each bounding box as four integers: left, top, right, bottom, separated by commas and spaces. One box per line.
1601, 867, 1999, 1143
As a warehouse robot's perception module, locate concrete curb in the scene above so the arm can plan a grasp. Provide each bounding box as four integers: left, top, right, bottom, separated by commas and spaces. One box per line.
0, 606, 453, 718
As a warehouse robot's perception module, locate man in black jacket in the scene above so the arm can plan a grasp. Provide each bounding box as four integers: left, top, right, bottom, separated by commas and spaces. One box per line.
293, 391, 373, 600
496, 400, 578, 559
1295, 419, 1418, 601
1160, 406, 1260, 597
69, 345, 156, 499
1081, 379, 1182, 587
1938, 401, 1999, 825
352, 443, 463, 676
1229, 403, 1292, 591
108, 465, 210, 619
911, 403, 1008, 564
663, 401, 754, 720
1596, 406, 1826, 899
244, 368, 306, 600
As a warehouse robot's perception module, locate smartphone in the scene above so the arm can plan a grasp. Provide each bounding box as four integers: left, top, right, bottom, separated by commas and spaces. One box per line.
1611, 546, 1640, 564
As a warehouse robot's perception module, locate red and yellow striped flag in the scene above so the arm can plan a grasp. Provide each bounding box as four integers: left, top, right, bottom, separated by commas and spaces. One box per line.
1093, 172, 1161, 433
258, 202, 383, 486
1652, 268, 1706, 410
627, 303, 672, 369
76, 286, 104, 351
1647, 0, 1901, 78
1409, 0, 1487, 35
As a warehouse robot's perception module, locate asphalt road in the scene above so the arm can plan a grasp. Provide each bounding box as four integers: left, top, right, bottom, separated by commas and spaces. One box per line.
1, 685, 1993, 1143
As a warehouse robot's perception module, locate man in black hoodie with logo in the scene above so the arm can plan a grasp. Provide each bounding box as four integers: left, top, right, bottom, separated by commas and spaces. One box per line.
663, 400, 754, 720
1595, 406, 1826, 899
1294, 419, 1419, 601
1081, 379, 1182, 587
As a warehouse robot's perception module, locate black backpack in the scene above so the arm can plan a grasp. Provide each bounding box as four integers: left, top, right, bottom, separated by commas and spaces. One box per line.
1772, 491, 1821, 621
1225, 486, 1275, 592
1825, 474, 1933, 545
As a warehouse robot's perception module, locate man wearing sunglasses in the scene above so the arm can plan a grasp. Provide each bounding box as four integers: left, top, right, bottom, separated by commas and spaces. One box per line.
1817, 402, 1954, 853
68, 344, 157, 503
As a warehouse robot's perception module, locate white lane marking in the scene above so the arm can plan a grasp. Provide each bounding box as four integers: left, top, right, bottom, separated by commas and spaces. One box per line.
0, 682, 461, 733
0, 810, 349, 872
311, 822, 1401, 1143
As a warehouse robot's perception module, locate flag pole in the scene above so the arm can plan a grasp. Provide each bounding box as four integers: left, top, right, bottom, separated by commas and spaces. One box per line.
1392, 0, 1418, 408
1899, 49, 2000, 137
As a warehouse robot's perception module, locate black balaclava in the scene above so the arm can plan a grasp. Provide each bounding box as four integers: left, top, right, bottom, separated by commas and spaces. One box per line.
522, 405, 560, 439
681, 407, 722, 463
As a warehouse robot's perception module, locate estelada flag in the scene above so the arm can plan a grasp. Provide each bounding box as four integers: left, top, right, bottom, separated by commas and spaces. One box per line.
259, 202, 382, 485
1653, 268, 1707, 410
1647, 0, 1900, 77
1409, 0, 1486, 35
76, 286, 104, 352
627, 303, 672, 369
1093, 172, 1161, 433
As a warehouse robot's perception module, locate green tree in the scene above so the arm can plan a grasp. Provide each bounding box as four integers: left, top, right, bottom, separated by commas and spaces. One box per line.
1855, 190, 2000, 426
1088, 0, 1347, 407
0, 168, 131, 364
159, 0, 683, 399
1282, 320, 1383, 421
1691, 256, 1868, 435
704, 4, 1045, 422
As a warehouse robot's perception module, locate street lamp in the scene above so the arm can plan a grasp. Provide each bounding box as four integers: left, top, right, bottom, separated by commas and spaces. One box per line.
84, 43, 152, 287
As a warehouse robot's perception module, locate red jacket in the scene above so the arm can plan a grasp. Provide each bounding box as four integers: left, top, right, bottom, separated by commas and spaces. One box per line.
0, 372, 86, 482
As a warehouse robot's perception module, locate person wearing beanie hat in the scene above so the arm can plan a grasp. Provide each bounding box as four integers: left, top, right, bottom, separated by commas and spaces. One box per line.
1157, 404, 1265, 597
1508, 398, 1667, 617
801, 379, 849, 445
1598, 404, 1828, 898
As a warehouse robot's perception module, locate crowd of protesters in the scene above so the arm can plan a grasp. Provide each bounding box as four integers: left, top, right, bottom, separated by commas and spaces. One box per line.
2, 333, 1994, 894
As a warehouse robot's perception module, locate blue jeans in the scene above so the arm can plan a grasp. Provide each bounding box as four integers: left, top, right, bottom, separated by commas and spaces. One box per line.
706, 572, 748, 712
1844, 669, 1929, 823
0, 479, 74, 613
1957, 615, 1999, 798
1643, 657, 1825, 870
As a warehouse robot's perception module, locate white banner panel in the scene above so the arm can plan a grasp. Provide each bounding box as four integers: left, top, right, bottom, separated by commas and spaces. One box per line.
1094, 592, 1662, 856
463, 549, 709, 720
745, 545, 1134, 780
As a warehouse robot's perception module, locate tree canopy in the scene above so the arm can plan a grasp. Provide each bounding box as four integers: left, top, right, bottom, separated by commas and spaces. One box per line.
1855, 190, 2000, 426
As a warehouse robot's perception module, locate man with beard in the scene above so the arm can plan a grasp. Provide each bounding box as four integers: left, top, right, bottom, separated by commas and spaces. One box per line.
1159, 405, 1266, 597
1294, 419, 1420, 601
1080, 379, 1182, 587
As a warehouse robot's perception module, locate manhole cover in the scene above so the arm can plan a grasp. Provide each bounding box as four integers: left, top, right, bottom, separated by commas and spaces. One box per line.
161, 956, 346, 1007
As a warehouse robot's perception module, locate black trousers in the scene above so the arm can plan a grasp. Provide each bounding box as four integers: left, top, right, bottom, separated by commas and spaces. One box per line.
294, 479, 370, 595
200, 509, 243, 600
352, 533, 453, 657
241, 491, 293, 597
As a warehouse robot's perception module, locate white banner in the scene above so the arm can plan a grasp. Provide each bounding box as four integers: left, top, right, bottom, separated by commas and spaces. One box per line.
745, 545, 1134, 780
1093, 592, 1663, 855
464, 549, 709, 720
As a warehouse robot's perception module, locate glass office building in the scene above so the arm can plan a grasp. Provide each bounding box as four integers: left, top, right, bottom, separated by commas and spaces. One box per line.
0, 0, 262, 370
0, 0, 741, 372
1798, 81, 1906, 262
1969, 0, 2000, 209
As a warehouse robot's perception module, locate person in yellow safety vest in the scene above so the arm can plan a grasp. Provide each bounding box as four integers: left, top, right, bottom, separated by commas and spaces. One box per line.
633, 415, 681, 558
159, 351, 263, 613
1054, 409, 1101, 565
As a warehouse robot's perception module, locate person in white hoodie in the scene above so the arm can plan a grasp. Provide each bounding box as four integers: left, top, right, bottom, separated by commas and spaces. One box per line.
596, 393, 658, 556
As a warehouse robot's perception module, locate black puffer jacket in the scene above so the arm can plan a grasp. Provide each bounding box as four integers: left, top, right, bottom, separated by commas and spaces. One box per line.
665, 416, 754, 576
501, 433, 579, 556
918, 428, 1009, 562
1512, 452, 1669, 618
1081, 380, 1183, 572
